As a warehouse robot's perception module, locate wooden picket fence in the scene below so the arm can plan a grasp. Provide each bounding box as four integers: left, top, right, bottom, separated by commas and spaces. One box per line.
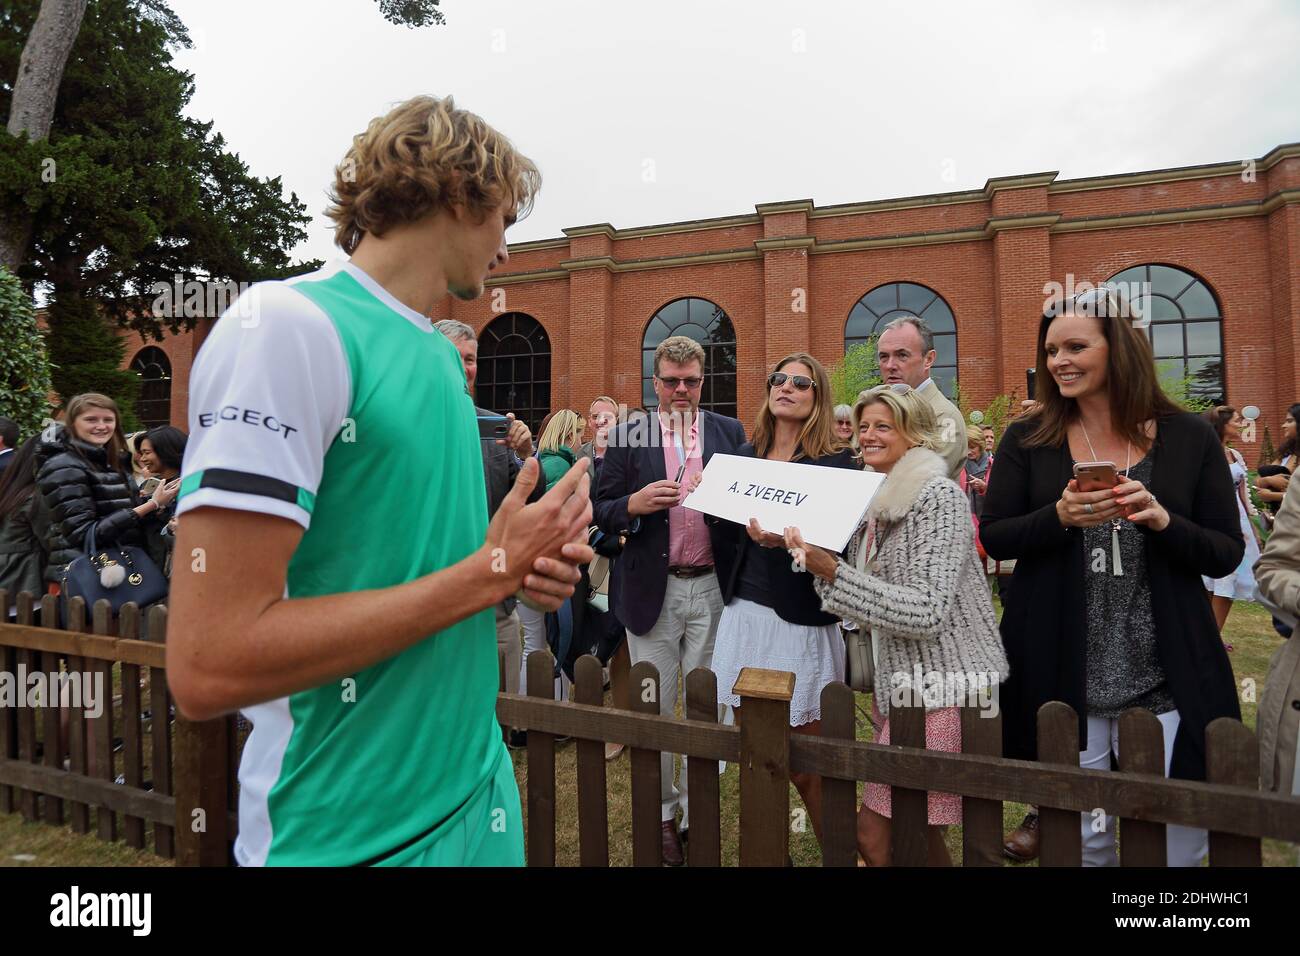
2, 594, 1298, 867
504, 651, 1300, 866
0, 591, 238, 865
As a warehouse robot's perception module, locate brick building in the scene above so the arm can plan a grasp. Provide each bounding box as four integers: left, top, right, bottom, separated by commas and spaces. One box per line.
129, 142, 1300, 445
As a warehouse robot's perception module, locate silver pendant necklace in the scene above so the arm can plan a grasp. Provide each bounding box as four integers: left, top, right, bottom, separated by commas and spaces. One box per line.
1079, 422, 1131, 577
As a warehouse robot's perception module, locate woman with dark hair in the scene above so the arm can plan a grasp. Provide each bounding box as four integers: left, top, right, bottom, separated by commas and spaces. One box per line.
138, 426, 188, 577
1256, 403, 1299, 513
710, 352, 855, 847
0, 436, 52, 617
35, 394, 179, 589
1200, 406, 1262, 641
980, 286, 1243, 867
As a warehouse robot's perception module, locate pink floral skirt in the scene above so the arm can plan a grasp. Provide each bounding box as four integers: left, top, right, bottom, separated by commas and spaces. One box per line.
863, 701, 963, 825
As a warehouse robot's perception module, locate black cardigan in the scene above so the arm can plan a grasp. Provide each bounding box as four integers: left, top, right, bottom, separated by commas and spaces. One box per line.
979, 412, 1243, 781
719, 446, 859, 627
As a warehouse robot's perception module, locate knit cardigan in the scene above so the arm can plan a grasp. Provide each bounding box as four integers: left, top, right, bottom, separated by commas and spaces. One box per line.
813, 447, 1009, 714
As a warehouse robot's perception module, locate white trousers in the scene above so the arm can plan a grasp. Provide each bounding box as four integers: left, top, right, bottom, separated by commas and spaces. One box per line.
627, 572, 724, 826
517, 601, 568, 701
1079, 710, 1208, 867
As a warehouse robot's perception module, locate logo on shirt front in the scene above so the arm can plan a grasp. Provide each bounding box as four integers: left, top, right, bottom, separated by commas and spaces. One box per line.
196, 405, 298, 440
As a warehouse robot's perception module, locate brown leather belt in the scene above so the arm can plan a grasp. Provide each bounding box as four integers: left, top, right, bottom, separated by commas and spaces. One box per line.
668, 564, 714, 579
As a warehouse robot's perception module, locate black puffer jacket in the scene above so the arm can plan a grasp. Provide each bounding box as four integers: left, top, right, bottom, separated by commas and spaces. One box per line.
35, 426, 146, 582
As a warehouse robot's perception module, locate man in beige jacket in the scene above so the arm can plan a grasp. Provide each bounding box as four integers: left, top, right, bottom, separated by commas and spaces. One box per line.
876, 316, 965, 480
1254, 473, 1300, 798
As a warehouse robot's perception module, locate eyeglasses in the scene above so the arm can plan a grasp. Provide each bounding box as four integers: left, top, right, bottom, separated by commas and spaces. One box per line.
767, 372, 815, 391
657, 376, 702, 391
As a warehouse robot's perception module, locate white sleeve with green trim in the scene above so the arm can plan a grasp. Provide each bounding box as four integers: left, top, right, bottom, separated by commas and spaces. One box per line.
177, 279, 350, 530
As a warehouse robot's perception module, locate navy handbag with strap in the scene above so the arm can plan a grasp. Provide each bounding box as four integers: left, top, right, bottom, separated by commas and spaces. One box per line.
60, 522, 167, 622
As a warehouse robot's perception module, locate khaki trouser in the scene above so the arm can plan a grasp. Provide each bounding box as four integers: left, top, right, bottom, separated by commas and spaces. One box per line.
495, 605, 522, 696
627, 572, 724, 826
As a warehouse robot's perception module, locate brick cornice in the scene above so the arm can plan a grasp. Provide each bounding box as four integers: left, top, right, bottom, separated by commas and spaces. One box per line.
561, 223, 616, 239
755, 199, 815, 216
1050, 144, 1300, 194
484, 268, 568, 286
754, 236, 817, 252
809, 228, 987, 253
982, 172, 1059, 197
1050, 190, 1300, 233
984, 213, 1062, 235
488, 187, 1300, 281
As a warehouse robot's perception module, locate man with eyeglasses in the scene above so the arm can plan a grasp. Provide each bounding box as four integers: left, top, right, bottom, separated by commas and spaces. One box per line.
593, 334, 746, 865
876, 315, 966, 480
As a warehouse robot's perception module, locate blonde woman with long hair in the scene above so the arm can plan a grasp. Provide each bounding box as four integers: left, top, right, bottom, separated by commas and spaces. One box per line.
518, 408, 587, 701
784, 384, 1007, 865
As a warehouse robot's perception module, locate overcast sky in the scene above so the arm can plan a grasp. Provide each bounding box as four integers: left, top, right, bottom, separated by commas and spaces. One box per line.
167, 0, 1300, 266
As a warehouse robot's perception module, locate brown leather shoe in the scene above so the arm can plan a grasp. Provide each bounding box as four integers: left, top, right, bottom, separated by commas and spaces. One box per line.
661, 821, 684, 867
1003, 811, 1039, 862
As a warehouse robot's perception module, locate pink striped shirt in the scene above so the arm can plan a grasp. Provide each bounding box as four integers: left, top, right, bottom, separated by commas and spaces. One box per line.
660, 410, 713, 567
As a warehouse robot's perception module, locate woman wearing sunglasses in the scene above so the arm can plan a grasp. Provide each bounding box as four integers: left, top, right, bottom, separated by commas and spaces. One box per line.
979, 286, 1242, 867
710, 353, 855, 849
782, 383, 1007, 865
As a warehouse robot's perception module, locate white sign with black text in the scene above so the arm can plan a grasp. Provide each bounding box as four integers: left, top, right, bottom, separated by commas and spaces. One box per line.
682, 454, 884, 552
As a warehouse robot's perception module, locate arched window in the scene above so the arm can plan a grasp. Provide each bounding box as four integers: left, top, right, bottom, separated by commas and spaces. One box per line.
845, 282, 958, 397
476, 312, 551, 435
1106, 264, 1224, 405
130, 347, 171, 429
642, 297, 737, 419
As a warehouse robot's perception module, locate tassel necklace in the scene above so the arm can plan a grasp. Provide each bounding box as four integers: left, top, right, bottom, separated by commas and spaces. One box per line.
1079, 422, 1131, 577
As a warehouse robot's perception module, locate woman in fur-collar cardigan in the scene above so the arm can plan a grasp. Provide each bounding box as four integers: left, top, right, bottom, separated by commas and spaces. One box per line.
784, 384, 1008, 866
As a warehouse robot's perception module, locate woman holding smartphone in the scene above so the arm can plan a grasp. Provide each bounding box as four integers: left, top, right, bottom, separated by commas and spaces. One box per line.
980, 287, 1243, 867
710, 353, 855, 848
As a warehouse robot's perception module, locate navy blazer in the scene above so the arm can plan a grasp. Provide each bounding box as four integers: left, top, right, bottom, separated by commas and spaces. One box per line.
593, 409, 748, 636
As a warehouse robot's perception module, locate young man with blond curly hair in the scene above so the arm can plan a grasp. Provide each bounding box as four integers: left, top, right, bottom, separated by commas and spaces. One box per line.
167, 96, 593, 866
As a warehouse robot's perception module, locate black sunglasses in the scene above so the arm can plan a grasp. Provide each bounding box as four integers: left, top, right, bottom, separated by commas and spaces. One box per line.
768, 371, 815, 391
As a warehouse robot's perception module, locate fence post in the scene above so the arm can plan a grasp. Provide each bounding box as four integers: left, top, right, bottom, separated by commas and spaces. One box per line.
173, 712, 230, 866
1206, 718, 1262, 866
629, 660, 663, 867
818, 682, 858, 867
15, 592, 38, 821
960, 702, 1004, 867
574, 654, 609, 867
685, 667, 721, 867
64, 597, 90, 833
39, 594, 63, 826
525, 649, 556, 867
1117, 708, 1167, 866
147, 605, 174, 858
734, 667, 793, 867
1037, 702, 1082, 867
890, 689, 929, 866
0, 588, 15, 816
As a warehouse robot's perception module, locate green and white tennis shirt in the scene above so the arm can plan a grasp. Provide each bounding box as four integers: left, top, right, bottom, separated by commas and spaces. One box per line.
178, 262, 507, 866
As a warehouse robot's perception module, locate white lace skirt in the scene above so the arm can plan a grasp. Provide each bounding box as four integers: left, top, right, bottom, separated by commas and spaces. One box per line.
712, 598, 845, 726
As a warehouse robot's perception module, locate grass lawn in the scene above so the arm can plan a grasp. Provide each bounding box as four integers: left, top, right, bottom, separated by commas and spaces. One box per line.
2, 597, 1294, 866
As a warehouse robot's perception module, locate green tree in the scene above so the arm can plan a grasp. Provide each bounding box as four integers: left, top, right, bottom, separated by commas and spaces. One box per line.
44, 292, 140, 428
0, 263, 55, 436
1, 0, 440, 271
0, 0, 317, 409
1156, 362, 1215, 413
828, 340, 880, 408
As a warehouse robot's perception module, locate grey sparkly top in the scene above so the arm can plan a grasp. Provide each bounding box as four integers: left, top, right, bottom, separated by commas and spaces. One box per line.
1082, 450, 1176, 718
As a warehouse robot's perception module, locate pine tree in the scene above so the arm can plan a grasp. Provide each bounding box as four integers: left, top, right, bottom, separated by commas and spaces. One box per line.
44, 291, 139, 429
0, 263, 55, 436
